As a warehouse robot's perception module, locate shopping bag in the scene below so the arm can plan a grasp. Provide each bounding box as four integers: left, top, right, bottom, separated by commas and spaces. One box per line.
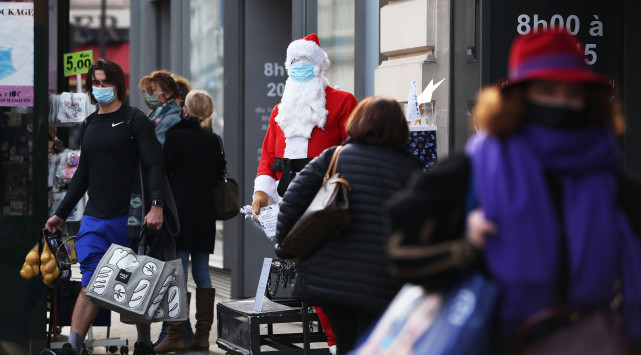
84, 243, 188, 324
20, 229, 73, 286
19, 235, 44, 280
412, 273, 499, 355
352, 273, 498, 355
352, 285, 443, 355
41, 229, 73, 286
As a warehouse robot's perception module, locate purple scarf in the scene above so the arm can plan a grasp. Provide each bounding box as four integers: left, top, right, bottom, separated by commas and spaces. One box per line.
466, 124, 641, 337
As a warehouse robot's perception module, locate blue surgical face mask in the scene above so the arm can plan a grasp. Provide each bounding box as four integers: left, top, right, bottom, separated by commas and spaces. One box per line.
144, 92, 164, 110
92, 86, 115, 105
289, 62, 316, 82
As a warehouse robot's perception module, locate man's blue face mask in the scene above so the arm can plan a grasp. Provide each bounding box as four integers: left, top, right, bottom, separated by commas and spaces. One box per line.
289, 62, 316, 82
92, 86, 116, 105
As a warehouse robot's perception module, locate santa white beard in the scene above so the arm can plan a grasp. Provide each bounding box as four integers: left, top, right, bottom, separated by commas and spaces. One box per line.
275, 75, 329, 158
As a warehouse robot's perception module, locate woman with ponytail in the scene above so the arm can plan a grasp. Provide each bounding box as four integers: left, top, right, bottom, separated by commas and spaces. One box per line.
157, 89, 225, 352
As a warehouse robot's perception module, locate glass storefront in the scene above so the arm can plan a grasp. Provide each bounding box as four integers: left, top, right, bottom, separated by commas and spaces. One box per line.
316, 0, 355, 93
190, 0, 224, 136
189, 0, 225, 267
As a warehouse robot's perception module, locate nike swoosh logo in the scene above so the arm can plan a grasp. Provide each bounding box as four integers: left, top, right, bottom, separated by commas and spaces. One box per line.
112, 122, 124, 127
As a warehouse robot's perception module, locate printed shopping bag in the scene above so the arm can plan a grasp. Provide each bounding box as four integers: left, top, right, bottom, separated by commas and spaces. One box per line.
84, 243, 188, 324
412, 273, 499, 355
352, 273, 498, 355
353, 285, 443, 355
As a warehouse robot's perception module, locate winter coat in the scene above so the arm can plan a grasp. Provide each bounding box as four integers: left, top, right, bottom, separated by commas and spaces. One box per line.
275, 139, 421, 314
164, 117, 225, 253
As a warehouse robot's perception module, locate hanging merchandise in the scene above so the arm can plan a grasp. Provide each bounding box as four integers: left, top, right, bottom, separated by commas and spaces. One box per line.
50, 191, 87, 222
49, 94, 59, 125
47, 153, 61, 187
55, 148, 81, 183
49, 92, 96, 126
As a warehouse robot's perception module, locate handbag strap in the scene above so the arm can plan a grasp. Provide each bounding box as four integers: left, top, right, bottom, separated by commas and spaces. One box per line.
323, 146, 343, 184
128, 224, 163, 255
215, 134, 231, 186
215, 134, 229, 179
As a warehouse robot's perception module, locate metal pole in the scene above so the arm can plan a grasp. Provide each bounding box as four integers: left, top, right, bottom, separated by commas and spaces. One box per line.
99, 0, 106, 58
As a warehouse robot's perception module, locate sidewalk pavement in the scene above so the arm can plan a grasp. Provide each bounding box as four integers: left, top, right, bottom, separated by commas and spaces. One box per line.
55, 264, 322, 354
54, 264, 226, 354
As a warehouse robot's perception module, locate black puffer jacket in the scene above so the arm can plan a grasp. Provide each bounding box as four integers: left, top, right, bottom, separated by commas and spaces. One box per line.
276, 140, 420, 314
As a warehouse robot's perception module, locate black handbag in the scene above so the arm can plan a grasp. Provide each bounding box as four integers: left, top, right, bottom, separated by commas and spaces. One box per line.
214, 135, 240, 220
280, 146, 351, 259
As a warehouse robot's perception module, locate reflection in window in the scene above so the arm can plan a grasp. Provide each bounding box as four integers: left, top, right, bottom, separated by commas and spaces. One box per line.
317, 0, 355, 94
189, 0, 225, 268
190, 0, 224, 136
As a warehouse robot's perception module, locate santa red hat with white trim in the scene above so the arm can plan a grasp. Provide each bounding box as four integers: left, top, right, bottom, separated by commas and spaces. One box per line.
285, 33, 331, 71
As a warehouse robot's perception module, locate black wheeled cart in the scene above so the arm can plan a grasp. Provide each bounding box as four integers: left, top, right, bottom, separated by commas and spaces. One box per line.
48, 280, 129, 355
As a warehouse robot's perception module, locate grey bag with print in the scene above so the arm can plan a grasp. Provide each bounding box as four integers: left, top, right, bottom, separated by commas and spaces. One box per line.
84, 243, 188, 324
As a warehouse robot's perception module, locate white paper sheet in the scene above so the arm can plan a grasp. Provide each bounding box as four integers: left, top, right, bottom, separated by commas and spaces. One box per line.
240, 204, 281, 241
253, 257, 273, 312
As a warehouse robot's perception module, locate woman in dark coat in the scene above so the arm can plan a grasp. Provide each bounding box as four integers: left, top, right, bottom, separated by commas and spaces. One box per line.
275, 97, 420, 355
159, 89, 225, 352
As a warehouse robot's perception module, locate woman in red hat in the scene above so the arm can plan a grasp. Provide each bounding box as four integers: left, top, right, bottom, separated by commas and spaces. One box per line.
385, 30, 641, 353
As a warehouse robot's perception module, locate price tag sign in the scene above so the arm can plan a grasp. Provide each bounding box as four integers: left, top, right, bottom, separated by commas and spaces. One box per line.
63, 50, 93, 77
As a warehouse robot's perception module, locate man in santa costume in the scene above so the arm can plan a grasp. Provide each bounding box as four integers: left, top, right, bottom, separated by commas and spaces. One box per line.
251, 33, 357, 355
252, 33, 357, 210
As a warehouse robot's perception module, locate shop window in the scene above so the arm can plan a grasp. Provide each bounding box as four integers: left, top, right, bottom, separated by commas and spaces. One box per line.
190, 0, 224, 137
190, 0, 225, 268
317, 0, 355, 94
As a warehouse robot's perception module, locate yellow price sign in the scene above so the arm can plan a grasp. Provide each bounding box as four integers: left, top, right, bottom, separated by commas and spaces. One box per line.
63, 50, 93, 77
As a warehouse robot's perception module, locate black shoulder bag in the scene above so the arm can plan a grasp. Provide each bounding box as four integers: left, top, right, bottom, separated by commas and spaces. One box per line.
213, 134, 239, 220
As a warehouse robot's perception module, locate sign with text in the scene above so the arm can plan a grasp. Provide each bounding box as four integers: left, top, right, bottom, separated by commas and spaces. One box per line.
63, 50, 93, 77
0, 2, 34, 107
485, 1, 623, 87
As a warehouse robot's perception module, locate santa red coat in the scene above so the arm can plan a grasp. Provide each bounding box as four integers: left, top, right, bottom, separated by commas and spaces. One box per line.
255, 86, 357, 202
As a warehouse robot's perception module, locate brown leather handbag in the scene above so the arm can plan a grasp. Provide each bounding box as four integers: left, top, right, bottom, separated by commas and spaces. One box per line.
281, 146, 351, 260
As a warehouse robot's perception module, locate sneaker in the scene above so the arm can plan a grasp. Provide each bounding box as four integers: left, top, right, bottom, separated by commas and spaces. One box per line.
329, 344, 337, 355
133, 342, 156, 355
40, 343, 76, 355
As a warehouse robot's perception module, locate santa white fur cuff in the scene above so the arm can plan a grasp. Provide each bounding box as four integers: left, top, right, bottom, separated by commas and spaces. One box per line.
254, 175, 282, 204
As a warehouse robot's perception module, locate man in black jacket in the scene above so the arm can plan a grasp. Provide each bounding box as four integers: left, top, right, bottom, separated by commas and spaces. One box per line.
41, 59, 164, 355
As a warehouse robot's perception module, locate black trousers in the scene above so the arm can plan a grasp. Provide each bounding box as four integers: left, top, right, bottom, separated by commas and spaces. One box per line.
320, 304, 378, 355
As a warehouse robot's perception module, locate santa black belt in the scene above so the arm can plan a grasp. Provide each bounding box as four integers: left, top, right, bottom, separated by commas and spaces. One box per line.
272, 157, 313, 173
272, 157, 313, 197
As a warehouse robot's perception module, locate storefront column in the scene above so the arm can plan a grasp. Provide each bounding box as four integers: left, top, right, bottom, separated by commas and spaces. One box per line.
375, 0, 452, 156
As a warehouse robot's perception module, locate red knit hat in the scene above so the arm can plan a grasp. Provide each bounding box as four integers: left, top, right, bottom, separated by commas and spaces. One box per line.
505, 30, 611, 87
285, 33, 331, 71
